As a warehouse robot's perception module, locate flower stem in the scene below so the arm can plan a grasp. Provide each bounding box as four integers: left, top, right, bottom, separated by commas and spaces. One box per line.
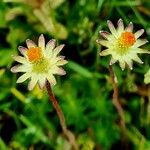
46, 81, 78, 150
109, 66, 125, 129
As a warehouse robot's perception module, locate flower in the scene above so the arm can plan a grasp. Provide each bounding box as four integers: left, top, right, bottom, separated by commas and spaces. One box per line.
11, 34, 68, 90
97, 19, 150, 70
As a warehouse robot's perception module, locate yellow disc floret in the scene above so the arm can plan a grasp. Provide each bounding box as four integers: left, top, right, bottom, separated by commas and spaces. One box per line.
32, 58, 49, 74
27, 47, 42, 62
118, 32, 136, 48
116, 32, 136, 55
27, 47, 50, 74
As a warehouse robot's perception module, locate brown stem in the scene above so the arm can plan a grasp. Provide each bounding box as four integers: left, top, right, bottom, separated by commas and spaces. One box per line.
46, 81, 78, 150
109, 66, 125, 129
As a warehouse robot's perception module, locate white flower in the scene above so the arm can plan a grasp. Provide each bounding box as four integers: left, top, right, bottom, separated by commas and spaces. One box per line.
11, 34, 68, 90
97, 19, 150, 70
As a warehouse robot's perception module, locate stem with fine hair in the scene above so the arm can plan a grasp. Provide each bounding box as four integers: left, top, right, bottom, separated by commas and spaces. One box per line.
46, 81, 78, 150
109, 66, 125, 129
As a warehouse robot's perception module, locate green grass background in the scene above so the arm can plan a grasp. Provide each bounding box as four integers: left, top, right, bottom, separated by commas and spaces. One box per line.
0, 0, 150, 149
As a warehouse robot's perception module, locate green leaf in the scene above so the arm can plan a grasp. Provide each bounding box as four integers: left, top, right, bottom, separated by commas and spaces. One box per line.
0, 138, 8, 150
144, 69, 150, 84
0, 49, 14, 67
67, 61, 93, 78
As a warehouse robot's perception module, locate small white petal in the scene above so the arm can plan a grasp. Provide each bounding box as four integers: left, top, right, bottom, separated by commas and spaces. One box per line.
38, 76, 46, 89
52, 56, 65, 62
28, 75, 38, 91
38, 34, 45, 51
96, 39, 110, 47
45, 39, 56, 57
100, 49, 110, 56
18, 46, 27, 56
26, 39, 36, 48
107, 20, 117, 35
56, 60, 68, 66
126, 60, 133, 70
55, 56, 65, 61
52, 66, 66, 75
46, 39, 56, 51
11, 65, 30, 73
134, 39, 148, 47
16, 73, 31, 83
132, 55, 143, 64
58, 56, 65, 60
109, 57, 117, 65
99, 31, 110, 39
125, 22, 133, 32
53, 44, 65, 57
119, 61, 125, 70
134, 29, 144, 39
47, 75, 56, 86
11, 66, 19, 73
117, 18, 124, 33
12, 55, 28, 64
136, 48, 150, 54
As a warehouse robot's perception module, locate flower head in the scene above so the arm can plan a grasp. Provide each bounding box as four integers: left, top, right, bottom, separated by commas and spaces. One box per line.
11, 34, 68, 90
97, 19, 149, 70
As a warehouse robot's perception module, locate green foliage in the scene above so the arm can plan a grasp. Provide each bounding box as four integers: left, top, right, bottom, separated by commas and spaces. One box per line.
144, 69, 150, 84
0, 0, 150, 150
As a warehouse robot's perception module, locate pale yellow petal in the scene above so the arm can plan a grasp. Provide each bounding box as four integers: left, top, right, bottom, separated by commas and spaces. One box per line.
51, 66, 66, 75
96, 39, 110, 47
126, 59, 133, 70
38, 76, 46, 89
107, 20, 117, 35
132, 55, 143, 64
109, 57, 117, 65
53, 44, 65, 57
134, 29, 144, 39
45, 39, 56, 57
38, 34, 45, 51
11, 65, 30, 73
134, 39, 148, 47
46, 39, 56, 51
99, 31, 110, 40
55, 60, 68, 66
125, 22, 133, 32
100, 49, 110, 56
136, 48, 150, 54
17, 73, 31, 83
119, 61, 125, 70
117, 18, 124, 33
47, 75, 56, 86
12, 55, 28, 64
54, 56, 65, 62
28, 75, 38, 91
26, 39, 36, 48
18, 46, 27, 56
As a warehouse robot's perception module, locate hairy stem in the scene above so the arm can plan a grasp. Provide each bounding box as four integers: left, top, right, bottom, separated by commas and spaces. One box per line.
109, 66, 125, 129
46, 81, 78, 150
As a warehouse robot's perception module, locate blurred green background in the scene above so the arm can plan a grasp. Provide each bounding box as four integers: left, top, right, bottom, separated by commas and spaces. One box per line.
0, 0, 150, 149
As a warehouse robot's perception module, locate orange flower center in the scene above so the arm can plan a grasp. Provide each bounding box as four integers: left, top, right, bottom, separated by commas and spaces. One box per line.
27, 47, 42, 62
118, 32, 136, 48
